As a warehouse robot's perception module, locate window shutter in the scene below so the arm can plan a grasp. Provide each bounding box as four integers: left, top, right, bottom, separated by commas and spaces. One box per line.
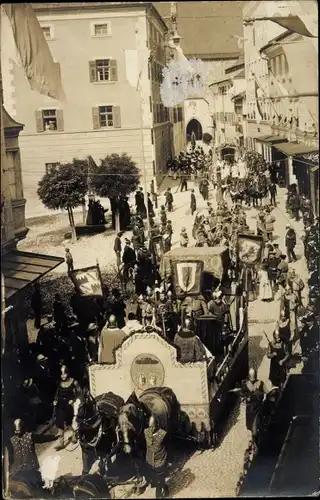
110, 60, 118, 81
35, 110, 44, 132
92, 107, 100, 129
56, 110, 64, 131
113, 106, 121, 128
89, 61, 97, 82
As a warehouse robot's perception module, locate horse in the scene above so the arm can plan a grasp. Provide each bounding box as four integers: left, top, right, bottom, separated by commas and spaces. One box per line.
117, 387, 180, 491
73, 390, 124, 476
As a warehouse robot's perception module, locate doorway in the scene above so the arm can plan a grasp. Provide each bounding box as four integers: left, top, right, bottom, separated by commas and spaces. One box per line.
186, 119, 203, 141
221, 147, 236, 164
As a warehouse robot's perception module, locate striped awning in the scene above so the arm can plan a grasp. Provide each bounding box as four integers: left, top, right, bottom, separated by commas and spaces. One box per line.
2, 250, 64, 301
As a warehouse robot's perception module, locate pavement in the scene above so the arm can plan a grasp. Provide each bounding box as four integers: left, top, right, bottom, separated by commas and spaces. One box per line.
28, 175, 308, 498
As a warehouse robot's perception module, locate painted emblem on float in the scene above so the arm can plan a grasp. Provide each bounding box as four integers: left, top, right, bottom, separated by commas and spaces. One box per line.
173, 260, 204, 296
131, 354, 165, 391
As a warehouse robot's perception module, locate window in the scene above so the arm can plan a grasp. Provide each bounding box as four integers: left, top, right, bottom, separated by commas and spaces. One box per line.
45, 162, 59, 174
43, 109, 57, 130
93, 23, 110, 37
41, 26, 53, 40
99, 105, 113, 127
92, 105, 121, 129
35, 109, 63, 133
177, 107, 183, 122
89, 60, 117, 82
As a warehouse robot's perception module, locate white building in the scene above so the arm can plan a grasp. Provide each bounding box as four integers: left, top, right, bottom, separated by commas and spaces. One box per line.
243, 0, 318, 194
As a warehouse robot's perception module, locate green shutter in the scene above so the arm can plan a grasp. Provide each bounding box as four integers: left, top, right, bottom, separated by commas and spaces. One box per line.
89, 61, 97, 82
92, 107, 100, 129
110, 60, 118, 81
56, 110, 64, 131
113, 106, 121, 128
35, 110, 44, 132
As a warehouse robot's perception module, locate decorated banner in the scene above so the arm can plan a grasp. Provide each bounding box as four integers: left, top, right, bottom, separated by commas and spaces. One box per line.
172, 260, 204, 297
237, 234, 264, 267
70, 265, 103, 296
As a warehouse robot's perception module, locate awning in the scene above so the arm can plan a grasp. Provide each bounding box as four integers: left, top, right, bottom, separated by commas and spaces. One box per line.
255, 135, 288, 144
294, 152, 319, 167
2, 250, 64, 301
274, 142, 318, 157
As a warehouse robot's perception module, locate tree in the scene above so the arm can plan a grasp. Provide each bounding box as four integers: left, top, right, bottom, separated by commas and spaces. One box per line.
202, 133, 212, 145
91, 153, 140, 200
37, 160, 88, 242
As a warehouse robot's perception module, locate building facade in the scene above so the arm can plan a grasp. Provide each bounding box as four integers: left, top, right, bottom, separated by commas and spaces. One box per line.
243, 0, 318, 199
209, 58, 246, 161
3, 3, 185, 218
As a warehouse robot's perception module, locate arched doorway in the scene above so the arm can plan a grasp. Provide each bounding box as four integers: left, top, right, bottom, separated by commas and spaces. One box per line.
221, 146, 236, 164
186, 119, 203, 141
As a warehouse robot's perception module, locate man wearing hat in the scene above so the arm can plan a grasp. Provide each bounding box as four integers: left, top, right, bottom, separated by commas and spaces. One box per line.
122, 238, 136, 282
114, 231, 123, 270
285, 224, 297, 263
190, 189, 197, 216
299, 314, 318, 361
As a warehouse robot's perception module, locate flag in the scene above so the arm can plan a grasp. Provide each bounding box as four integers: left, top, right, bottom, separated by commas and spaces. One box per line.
254, 80, 264, 121
257, 15, 317, 38
69, 266, 103, 296
2, 4, 65, 101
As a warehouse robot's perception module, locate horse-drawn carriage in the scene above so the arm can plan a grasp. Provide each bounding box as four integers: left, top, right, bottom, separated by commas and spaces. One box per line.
88, 247, 248, 448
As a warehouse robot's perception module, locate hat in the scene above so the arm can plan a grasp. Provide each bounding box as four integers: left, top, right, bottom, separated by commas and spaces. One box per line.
125, 238, 131, 244
87, 323, 97, 332
273, 243, 279, 247
214, 290, 223, 299
286, 224, 290, 229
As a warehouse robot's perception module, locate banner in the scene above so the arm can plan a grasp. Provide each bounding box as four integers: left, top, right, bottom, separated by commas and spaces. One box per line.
2, 4, 65, 101
70, 265, 103, 296
237, 234, 264, 267
257, 15, 317, 38
172, 260, 204, 297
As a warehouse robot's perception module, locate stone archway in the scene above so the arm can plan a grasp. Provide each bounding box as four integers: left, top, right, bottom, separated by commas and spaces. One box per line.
221, 146, 236, 164
186, 119, 203, 141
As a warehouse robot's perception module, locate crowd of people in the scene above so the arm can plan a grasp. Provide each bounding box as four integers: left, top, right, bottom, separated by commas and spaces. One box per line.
3, 144, 319, 499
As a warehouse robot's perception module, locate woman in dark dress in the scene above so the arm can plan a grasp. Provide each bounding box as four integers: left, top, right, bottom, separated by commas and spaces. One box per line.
53, 365, 81, 450
267, 330, 290, 387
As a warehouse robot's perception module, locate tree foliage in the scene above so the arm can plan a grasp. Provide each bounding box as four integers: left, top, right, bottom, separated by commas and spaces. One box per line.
91, 153, 140, 199
202, 133, 212, 145
37, 160, 88, 210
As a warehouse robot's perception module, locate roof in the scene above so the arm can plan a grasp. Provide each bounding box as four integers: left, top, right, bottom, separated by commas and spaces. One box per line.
255, 135, 288, 144
154, 2, 244, 58
260, 30, 294, 53
231, 91, 246, 101
2, 106, 24, 133
210, 67, 245, 86
31, 2, 167, 30
274, 141, 318, 157
2, 250, 64, 301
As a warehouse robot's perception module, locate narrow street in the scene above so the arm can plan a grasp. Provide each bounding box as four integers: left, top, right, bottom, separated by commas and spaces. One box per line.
35, 177, 308, 498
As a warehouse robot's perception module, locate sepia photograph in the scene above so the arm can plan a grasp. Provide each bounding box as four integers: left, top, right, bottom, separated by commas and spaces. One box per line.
1, 1, 319, 498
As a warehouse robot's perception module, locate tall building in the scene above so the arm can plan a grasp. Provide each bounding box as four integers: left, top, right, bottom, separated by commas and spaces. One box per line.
155, 1, 244, 144
209, 56, 246, 160
243, 0, 318, 205
2, 2, 185, 217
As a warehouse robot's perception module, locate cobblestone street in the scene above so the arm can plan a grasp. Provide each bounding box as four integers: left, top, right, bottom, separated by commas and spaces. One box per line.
33, 178, 308, 498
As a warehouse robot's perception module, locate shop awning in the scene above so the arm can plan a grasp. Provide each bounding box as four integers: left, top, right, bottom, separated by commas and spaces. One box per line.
255, 135, 288, 144
294, 152, 319, 167
2, 250, 64, 301
274, 142, 318, 156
